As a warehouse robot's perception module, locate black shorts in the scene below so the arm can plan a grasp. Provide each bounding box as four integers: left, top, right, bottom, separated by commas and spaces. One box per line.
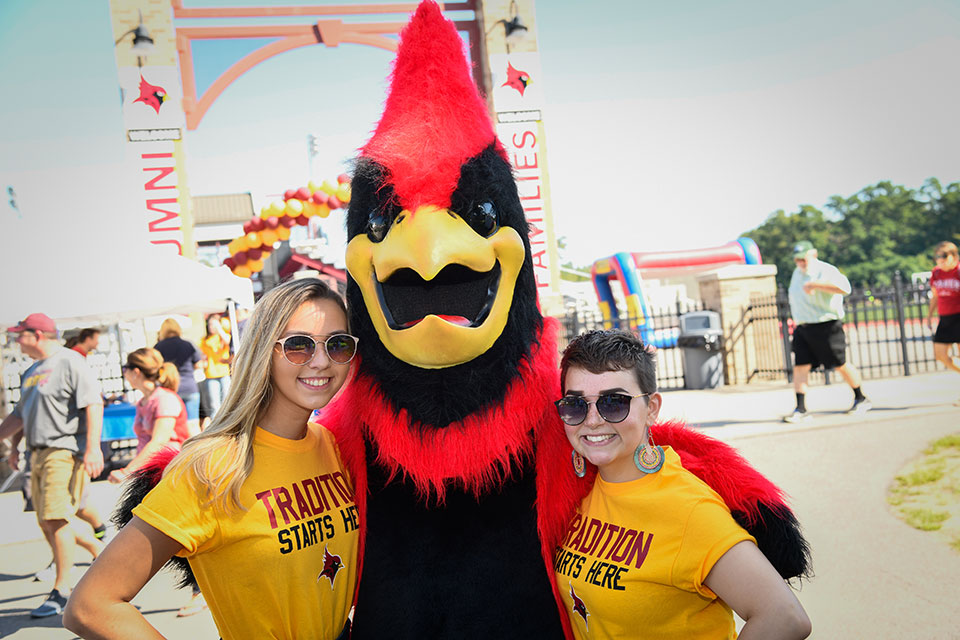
793, 319, 847, 369
935, 312, 960, 344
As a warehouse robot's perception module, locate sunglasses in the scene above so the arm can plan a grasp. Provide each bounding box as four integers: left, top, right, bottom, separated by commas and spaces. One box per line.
275, 333, 359, 365
935, 253, 948, 260
554, 393, 650, 426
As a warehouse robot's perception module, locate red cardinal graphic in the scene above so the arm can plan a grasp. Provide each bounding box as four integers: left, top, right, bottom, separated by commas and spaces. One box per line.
501, 62, 531, 96
569, 583, 589, 630
317, 545, 344, 588
134, 75, 167, 114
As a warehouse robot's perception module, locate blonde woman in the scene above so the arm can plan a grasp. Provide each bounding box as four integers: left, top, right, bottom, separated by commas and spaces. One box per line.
65, 278, 360, 640
154, 318, 204, 436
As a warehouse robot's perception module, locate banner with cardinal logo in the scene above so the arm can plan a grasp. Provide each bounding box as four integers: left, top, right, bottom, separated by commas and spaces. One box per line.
108, 0, 195, 257
481, 0, 562, 315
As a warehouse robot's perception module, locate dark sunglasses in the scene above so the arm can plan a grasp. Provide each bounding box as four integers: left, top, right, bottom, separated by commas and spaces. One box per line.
554, 393, 650, 426
935, 253, 948, 260
275, 333, 358, 365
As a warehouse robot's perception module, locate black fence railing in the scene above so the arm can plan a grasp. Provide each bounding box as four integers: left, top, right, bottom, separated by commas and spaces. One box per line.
741, 272, 940, 385
557, 300, 707, 391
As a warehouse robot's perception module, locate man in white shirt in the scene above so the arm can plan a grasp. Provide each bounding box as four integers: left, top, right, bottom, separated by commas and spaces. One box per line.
783, 241, 871, 423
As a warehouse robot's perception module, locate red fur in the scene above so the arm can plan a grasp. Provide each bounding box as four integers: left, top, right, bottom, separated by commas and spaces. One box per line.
361, 0, 505, 211
328, 320, 558, 502
143, 447, 180, 478
326, 319, 585, 639
651, 420, 791, 526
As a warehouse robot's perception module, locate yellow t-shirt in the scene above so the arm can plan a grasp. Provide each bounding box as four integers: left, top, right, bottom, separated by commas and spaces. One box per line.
555, 447, 755, 640
200, 334, 231, 379
134, 423, 359, 640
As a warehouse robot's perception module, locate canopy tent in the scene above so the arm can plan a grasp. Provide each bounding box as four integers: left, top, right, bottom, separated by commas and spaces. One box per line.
1, 240, 254, 330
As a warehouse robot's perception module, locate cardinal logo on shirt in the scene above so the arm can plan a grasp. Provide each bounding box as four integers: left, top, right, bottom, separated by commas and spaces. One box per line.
569, 583, 589, 630
317, 545, 344, 589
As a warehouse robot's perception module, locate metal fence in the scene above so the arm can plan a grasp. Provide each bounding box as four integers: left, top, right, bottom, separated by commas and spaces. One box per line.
557, 299, 706, 391
738, 271, 941, 385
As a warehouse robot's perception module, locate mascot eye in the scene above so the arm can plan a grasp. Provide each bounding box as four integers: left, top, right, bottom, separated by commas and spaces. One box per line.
366, 208, 392, 243
464, 201, 499, 237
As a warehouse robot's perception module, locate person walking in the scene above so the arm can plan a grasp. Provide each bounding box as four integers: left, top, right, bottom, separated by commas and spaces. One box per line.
928, 241, 960, 391
0, 313, 105, 618
198, 314, 232, 424
154, 318, 205, 436
107, 348, 190, 485
783, 241, 870, 423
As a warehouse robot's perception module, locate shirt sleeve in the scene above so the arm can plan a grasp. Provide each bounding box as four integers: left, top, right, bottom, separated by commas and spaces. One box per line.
821, 263, 851, 295
672, 497, 755, 597
155, 391, 183, 419
191, 343, 203, 365
72, 357, 103, 410
133, 468, 219, 557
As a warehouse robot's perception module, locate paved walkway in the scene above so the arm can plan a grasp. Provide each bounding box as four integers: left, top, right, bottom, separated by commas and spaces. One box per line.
0, 371, 957, 638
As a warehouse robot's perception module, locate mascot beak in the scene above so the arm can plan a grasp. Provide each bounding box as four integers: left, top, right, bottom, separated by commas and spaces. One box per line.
346, 204, 525, 369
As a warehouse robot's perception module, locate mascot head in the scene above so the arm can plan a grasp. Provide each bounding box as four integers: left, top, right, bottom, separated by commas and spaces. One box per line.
345, 1, 542, 428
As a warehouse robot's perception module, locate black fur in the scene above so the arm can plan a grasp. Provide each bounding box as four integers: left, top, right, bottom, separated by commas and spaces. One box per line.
733, 503, 813, 581
350, 438, 565, 639
113, 463, 197, 590
346, 144, 542, 429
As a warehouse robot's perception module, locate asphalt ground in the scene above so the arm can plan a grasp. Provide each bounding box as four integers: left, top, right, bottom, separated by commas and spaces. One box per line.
0, 370, 958, 639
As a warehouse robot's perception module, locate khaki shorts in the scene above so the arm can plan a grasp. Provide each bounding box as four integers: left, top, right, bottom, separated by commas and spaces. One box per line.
30, 448, 87, 522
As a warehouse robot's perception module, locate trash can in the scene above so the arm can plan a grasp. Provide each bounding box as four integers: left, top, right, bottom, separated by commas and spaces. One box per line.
677, 311, 724, 389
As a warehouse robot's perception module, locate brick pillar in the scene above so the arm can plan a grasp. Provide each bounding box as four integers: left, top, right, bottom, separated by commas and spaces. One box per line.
697, 265, 778, 385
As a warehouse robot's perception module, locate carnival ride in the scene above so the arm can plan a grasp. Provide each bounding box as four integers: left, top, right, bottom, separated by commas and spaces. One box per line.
591, 238, 762, 347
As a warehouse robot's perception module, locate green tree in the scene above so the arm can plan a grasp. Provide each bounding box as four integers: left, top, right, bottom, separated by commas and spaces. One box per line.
743, 179, 959, 289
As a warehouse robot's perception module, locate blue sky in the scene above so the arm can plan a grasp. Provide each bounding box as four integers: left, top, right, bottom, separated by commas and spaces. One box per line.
2, 0, 958, 268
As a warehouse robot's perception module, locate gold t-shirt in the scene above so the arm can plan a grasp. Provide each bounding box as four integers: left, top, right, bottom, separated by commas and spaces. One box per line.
555, 447, 755, 639
134, 423, 359, 640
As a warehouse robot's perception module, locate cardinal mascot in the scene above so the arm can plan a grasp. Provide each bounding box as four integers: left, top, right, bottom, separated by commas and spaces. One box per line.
118, 3, 809, 638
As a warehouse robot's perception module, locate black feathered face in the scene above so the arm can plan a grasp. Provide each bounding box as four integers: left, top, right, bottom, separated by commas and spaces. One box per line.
344, 144, 542, 427
346, 145, 529, 369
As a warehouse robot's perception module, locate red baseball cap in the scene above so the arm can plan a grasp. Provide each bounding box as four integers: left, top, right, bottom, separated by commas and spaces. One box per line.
9, 313, 57, 334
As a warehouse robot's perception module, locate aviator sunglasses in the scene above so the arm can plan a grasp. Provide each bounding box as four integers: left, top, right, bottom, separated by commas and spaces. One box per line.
554, 393, 650, 426
275, 333, 359, 365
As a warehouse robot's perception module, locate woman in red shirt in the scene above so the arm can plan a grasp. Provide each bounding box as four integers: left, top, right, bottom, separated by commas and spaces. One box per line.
929, 241, 960, 383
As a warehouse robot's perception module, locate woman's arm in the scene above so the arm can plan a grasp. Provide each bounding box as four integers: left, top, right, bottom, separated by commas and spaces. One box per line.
704, 541, 811, 640
928, 287, 938, 320
109, 417, 177, 484
63, 517, 184, 639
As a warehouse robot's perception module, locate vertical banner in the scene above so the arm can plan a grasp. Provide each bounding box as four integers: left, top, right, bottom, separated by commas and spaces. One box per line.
480, 0, 562, 316
108, 1, 195, 257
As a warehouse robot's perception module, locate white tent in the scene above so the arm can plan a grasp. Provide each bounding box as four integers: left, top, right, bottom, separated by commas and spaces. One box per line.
0, 238, 254, 329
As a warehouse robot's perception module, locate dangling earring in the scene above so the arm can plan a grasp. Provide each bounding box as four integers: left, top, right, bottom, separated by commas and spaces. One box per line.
571, 450, 586, 478
634, 432, 664, 474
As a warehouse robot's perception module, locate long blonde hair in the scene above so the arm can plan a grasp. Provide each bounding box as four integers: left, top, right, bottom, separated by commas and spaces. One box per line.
163, 278, 348, 513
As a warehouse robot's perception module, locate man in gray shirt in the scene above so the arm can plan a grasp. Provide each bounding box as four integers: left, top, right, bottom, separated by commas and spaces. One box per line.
0, 313, 104, 617
783, 242, 871, 423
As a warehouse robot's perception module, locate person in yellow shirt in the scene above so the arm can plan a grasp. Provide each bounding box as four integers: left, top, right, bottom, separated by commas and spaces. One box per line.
554, 330, 810, 640
64, 278, 361, 640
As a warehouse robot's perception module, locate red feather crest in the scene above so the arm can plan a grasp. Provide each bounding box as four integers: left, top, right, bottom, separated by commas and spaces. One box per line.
361, 1, 504, 211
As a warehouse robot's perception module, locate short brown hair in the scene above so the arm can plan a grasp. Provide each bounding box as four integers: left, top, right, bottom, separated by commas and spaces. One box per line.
560, 329, 657, 395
